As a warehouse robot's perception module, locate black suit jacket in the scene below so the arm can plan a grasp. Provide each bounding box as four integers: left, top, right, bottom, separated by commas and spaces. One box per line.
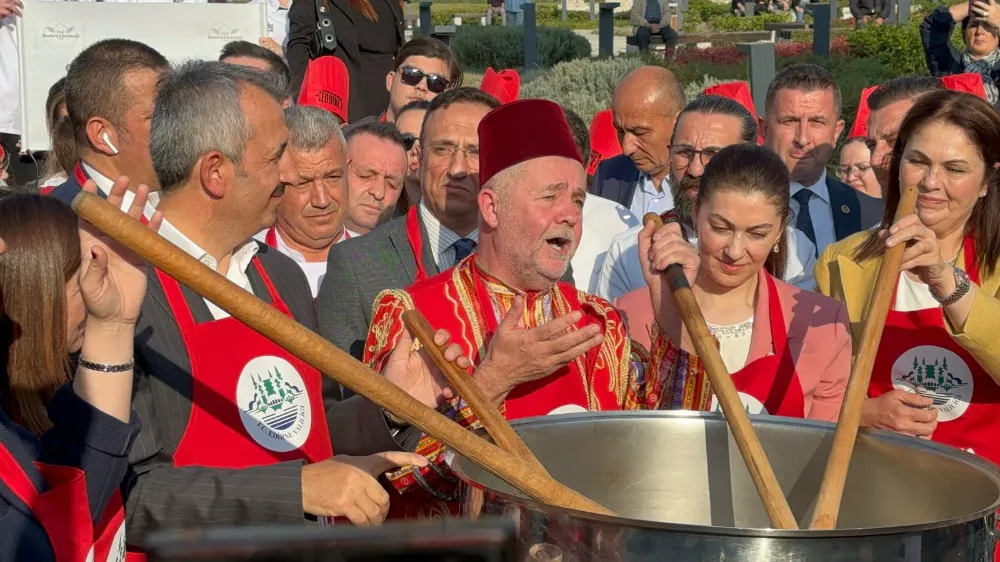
286, 0, 403, 121
826, 175, 884, 243
590, 154, 641, 209
0, 388, 139, 562
123, 243, 412, 543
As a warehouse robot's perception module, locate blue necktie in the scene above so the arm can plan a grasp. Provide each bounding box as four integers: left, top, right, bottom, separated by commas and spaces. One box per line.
453, 238, 477, 262
792, 189, 818, 257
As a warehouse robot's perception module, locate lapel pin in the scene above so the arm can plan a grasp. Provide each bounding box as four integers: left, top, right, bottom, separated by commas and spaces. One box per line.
841, 205, 851, 214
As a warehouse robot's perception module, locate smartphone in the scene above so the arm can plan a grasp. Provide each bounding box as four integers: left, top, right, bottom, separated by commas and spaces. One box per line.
145, 518, 519, 562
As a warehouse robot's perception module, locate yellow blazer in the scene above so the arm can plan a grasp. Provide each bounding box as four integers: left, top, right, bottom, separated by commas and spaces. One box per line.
814, 231, 1000, 380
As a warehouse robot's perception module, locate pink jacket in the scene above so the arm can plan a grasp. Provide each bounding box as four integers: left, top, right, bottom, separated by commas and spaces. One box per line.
615, 270, 852, 421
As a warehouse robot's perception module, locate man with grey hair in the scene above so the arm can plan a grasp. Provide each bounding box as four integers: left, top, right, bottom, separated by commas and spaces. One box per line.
259, 105, 349, 297
124, 60, 459, 543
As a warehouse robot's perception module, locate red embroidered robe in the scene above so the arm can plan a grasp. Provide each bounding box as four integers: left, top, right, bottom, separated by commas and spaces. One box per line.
363, 254, 662, 517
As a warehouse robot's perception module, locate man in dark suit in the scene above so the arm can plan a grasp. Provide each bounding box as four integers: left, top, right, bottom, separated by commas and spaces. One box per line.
124, 61, 449, 544
47, 39, 169, 210
761, 64, 884, 257
590, 66, 685, 217
317, 87, 500, 359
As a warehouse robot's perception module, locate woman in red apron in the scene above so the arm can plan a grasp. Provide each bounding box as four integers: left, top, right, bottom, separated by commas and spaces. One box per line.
618, 144, 851, 419
0, 179, 155, 561
817, 91, 1000, 468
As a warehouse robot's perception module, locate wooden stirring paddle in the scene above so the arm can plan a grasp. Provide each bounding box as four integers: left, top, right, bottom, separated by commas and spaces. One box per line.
401, 310, 550, 476
71, 190, 615, 518
643, 212, 798, 530
809, 184, 920, 530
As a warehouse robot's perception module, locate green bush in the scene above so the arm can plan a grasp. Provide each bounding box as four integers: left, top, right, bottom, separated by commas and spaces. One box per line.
520, 56, 648, 123
450, 25, 592, 70
846, 22, 928, 77
708, 12, 792, 31
685, 0, 732, 23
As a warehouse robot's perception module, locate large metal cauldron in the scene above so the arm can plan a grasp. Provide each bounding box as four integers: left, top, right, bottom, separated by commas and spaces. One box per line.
445, 411, 1000, 561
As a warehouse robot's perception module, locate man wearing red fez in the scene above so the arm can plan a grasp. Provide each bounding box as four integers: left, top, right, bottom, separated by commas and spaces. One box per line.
361, 99, 672, 517
297, 56, 351, 124
865, 76, 943, 190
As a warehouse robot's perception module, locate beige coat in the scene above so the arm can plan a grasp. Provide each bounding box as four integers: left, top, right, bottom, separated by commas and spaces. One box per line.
630, 0, 672, 29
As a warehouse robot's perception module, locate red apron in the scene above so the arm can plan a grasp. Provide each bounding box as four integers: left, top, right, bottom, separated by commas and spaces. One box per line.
404, 206, 432, 283
869, 237, 997, 462
0, 440, 127, 562
156, 258, 333, 467
708, 273, 806, 417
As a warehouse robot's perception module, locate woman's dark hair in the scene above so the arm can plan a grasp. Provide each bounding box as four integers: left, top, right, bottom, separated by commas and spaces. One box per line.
42, 78, 70, 182
853, 90, 1000, 276
0, 194, 81, 436
697, 144, 791, 279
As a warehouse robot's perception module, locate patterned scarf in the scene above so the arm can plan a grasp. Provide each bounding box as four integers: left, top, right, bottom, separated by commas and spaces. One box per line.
962, 49, 1000, 104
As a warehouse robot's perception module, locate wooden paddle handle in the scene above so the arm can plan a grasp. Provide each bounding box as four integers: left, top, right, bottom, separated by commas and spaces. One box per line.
400, 310, 550, 476
809, 184, 920, 530
643, 213, 798, 530
71, 191, 615, 518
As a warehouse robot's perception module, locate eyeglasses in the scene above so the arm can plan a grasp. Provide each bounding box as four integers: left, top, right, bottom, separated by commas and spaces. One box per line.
425, 143, 479, 164
670, 145, 721, 166
836, 163, 872, 177
401, 133, 418, 152
398, 66, 450, 94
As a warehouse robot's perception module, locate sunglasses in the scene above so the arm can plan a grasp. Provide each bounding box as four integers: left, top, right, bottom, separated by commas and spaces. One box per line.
398, 66, 450, 94
401, 134, 418, 151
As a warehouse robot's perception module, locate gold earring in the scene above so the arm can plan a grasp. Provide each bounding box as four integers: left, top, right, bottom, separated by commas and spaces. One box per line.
772, 243, 779, 254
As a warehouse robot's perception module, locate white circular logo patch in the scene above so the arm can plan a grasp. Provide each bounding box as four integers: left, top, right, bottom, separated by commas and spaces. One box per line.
105, 521, 126, 562
236, 356, 312, 452
891, 345, 973, 422
41, 20, 81, 51
710, 392, 768, 416
547, 404, 588, 416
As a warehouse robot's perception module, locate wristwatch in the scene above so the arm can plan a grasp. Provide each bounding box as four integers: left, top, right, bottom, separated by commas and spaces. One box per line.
932, 266, 972, 306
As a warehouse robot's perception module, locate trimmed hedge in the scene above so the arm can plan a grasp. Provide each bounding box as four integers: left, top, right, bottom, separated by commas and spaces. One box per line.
846, 20, 927, 77
708, 13, 793, 31
520, 56, 648, 123
450, 25, 592, 70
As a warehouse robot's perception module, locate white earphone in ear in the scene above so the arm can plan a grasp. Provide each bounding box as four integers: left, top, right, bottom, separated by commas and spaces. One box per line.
102, 132, 119, 155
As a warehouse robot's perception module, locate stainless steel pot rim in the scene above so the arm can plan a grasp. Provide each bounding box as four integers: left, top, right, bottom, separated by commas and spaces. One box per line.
445, 410, 1000, 539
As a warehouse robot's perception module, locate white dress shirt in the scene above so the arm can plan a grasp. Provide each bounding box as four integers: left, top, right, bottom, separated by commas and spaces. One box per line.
628, 173, 675, 218
267, 0, 291, 51
419, 201, 479, 271
894, 272, 940, 312
790, 170, 836, 257
573, 196, 639, 293
83, 163, 160, 219
158, 218, 260, 320
272, 229, 327, 298
0, 15, 20, 135
595, 223, 817, 301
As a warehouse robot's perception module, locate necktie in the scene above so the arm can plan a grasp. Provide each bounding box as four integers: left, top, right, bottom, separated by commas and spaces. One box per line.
792, 189, 818, 257
453, 238, 477, 262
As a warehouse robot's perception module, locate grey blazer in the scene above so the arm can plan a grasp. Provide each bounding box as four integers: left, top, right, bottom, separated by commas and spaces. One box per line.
316, 213, 438, 361
123, 243, 413, 544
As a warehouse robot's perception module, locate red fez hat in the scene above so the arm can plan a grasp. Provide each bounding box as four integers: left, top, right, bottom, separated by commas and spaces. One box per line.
703, 81, 763, 144
587, 109, 621, 176
940, 73, 988, 101
848, 85, 879, 139
479, 67, 520, 105
297, 56, 350, 123
479, 99, 582, 186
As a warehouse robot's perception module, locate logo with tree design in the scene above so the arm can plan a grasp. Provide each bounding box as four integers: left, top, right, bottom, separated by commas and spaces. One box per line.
237, 356, 312, 452
892, 345, 973, 422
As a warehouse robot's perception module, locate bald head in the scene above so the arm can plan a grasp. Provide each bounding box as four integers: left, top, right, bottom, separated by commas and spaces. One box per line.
610, 66, 684, 185
612, 66, 685, 117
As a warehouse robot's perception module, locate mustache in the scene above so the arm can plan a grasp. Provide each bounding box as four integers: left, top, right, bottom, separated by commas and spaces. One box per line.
543, 226, 576, 244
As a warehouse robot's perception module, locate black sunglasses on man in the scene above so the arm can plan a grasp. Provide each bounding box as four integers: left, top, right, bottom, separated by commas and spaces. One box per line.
397, 66, 450, 94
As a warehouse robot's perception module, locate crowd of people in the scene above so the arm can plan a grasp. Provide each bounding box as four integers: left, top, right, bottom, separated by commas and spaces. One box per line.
2, 0, 1000, 558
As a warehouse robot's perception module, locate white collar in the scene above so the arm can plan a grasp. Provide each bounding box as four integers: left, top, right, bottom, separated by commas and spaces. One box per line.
82, 162, 161, 212
418, 201, 479, 259
790, 169, 829, 204
158, 217, 259, 273
640, 172, 670, 195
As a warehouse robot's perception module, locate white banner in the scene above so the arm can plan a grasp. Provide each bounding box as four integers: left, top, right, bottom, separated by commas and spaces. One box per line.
17, 1, 267, 151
